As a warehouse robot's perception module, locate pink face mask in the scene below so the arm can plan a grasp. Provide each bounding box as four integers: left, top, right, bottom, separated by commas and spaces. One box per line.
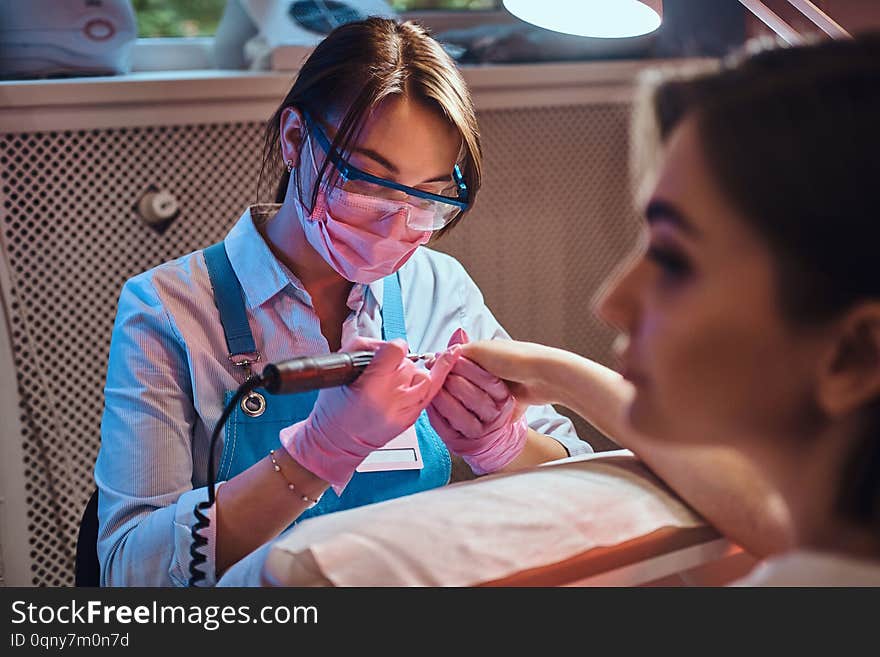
295, 185, 433, 284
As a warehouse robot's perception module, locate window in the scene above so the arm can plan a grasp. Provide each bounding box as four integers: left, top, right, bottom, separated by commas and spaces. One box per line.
134, 0, 227, 37
134, 0, 503, 38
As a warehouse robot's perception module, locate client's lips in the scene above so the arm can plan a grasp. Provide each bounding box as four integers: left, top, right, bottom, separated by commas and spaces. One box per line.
620, 367, 646, 386
616, 351, 646, 386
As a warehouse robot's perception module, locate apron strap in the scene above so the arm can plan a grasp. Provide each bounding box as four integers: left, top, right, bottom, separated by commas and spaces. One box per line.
380, 272, 408, 342
203, 241, 258, 359
205, 241, 407, 356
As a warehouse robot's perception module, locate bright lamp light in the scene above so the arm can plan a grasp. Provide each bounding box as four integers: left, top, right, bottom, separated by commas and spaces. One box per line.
502, 0, 663, 39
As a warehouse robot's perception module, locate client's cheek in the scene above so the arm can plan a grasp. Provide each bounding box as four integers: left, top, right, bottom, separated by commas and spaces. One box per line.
631, 327, 698, 434
662, 325, 753, 439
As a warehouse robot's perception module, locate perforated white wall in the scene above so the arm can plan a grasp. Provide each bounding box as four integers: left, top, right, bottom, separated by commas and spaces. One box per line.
0, 123, 266, 586
0, 103, 639, 586
436, 104, 639, 371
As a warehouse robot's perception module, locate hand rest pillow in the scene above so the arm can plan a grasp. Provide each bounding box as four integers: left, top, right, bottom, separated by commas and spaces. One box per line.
219, 450, 712, 587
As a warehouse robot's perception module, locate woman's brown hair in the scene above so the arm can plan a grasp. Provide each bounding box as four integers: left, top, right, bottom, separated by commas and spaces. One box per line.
257, 17, 482, 237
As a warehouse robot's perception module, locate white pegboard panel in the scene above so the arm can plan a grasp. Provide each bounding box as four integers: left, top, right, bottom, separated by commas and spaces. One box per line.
433, 103, 641, 444
0, 123, 265, 585
0, 102, 639, 587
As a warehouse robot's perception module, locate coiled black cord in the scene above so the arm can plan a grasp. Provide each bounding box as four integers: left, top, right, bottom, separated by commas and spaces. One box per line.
188, 376, 263, 586
186, 350, 379, 585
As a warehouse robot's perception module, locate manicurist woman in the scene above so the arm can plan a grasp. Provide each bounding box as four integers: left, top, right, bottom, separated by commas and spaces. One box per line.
95, 18, 590, 587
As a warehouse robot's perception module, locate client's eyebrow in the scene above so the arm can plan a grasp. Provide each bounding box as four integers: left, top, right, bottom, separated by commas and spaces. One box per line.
645, 199, 701, 237
352, 146, 453, 185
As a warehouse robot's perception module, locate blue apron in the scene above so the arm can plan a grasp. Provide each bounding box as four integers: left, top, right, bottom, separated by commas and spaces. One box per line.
203, 242, 450, 522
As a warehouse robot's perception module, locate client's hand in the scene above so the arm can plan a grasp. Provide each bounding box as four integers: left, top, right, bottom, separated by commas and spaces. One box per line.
457, 338, 565, 410
281, 336, 461, 491
426, 329, 528, 475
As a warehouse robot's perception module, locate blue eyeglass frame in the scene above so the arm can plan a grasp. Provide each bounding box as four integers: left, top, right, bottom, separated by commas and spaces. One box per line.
302, 109, 470, 212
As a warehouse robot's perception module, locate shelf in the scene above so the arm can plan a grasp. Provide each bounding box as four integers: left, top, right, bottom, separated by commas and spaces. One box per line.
0, 58, 705, 132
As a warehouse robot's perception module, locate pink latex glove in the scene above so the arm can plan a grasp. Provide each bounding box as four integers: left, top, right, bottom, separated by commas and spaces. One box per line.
280, 336, 461, 492
426, 329, 528, 475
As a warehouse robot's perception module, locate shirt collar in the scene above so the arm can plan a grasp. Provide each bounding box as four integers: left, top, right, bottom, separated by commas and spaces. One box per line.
368, 277, 384, 310
224, 204, 387, 311
223, 205, 293, 309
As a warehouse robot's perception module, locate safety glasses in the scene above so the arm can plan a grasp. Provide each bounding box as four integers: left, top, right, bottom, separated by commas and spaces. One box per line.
302, 109, 469, 231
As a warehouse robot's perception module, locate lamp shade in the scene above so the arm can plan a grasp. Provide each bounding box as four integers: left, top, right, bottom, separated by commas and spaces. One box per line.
502, 0, 663, 39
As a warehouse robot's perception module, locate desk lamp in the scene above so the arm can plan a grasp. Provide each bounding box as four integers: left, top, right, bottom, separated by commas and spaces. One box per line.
502, 0, 663, 39
502, 0, 850, 43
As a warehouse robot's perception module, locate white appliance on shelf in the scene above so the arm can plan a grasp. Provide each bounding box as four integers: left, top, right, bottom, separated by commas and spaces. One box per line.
217, 0, 397, 71
0, 0, 137, 78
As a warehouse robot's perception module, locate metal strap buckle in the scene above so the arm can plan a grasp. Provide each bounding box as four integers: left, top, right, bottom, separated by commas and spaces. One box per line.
228, 351, 261, 380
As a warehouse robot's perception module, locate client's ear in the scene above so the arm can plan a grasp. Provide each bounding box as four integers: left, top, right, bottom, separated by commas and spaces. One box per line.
817, 302, 880, 417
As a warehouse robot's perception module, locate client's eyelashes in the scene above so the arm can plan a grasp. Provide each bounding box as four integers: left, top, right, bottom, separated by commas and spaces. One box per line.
646, 244, 692, 279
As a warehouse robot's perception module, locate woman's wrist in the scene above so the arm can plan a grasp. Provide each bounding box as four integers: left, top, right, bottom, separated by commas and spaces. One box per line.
271, 441, 329, 492
279, 420, 352, 487
268, 449, 328, 507
530, 344, 575, 406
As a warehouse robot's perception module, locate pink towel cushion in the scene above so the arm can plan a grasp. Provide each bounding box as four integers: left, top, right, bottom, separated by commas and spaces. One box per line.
257, 450, 714, 587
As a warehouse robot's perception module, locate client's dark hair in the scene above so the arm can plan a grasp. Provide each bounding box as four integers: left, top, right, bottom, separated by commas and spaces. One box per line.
634, 34, 880, 530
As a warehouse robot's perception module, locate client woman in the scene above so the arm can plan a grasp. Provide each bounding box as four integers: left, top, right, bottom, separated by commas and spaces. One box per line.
460, 34, 880, 584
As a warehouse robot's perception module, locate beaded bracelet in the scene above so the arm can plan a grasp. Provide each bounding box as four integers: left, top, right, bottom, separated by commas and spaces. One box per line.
268, 449, 323, 508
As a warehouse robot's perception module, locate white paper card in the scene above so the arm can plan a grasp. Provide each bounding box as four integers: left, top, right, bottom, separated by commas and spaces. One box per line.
356, 425, 423, 472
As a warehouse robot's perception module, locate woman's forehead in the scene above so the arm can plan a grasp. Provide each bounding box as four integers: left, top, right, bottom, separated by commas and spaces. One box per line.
363, 97, 457, 142
650, 119, 751, 245
342, 97, 461, 174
